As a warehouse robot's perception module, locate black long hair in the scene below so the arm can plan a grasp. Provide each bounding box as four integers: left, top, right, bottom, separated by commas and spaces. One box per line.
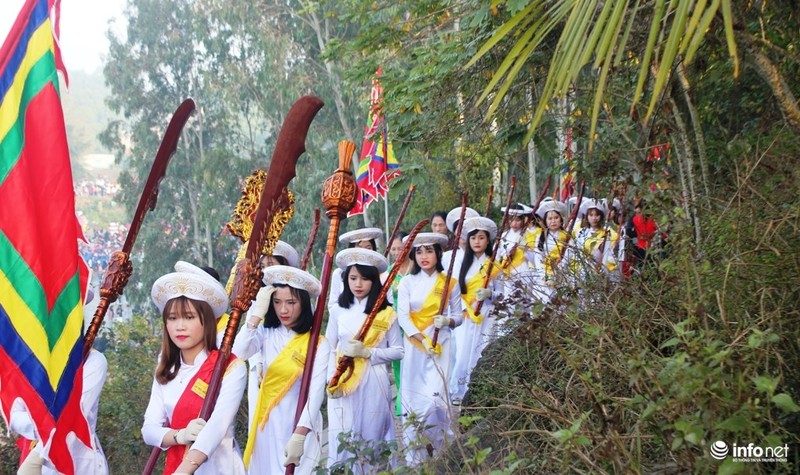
337, 264, 390, 313
538, 210, 564, 251
263, 284, 314, 334
348, 240, 377, 252
410, 244, 444, 274
459, 229, 490, 294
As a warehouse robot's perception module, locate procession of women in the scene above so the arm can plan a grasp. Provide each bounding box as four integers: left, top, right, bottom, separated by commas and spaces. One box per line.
9, 169, 662, 474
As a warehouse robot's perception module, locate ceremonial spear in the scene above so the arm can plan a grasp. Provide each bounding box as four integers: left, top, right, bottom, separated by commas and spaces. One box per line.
595, 183, 618, 272
484, 184, 494, 217
383, 184, 416, 258
83, 98, 195, 357
498, 175, 552, 273
431, 193, 468, 348
286, 140, 358, 475
557, 180, 586, 262
327, 219, 429, 388
472, 176, 518, 319
142, 95, 324, 475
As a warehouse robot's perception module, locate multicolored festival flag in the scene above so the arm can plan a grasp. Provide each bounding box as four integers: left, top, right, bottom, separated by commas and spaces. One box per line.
0, 1, 91, 473
349, 67, 401, 217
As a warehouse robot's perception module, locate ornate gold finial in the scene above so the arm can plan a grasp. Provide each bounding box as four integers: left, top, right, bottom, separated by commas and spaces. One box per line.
227, 169, 295, 255
225, 169, 294, 294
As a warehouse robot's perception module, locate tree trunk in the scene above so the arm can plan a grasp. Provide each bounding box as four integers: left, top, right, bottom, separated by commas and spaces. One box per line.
527, 85, 538, 203
670, 97, 702, 244
205, 222, 214, 268
738, 31, 800, 130
676, 64, 710, 201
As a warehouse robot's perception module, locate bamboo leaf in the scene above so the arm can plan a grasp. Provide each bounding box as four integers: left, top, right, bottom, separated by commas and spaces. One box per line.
464, 1, 538, 70
645, 0, 691, 120
632, 0, 666, 114
680, 0, 708, 52
720, 0, 739, 77
594, 0, 629, 68
684, 0, 721, 64
485, 1, 572, 119
614, 0, 641, 65
577, 0, 612, 67
590, 0, 627, 152
564, 0, 601, 88
476, 14, 541, 107
486, 40, 542, 118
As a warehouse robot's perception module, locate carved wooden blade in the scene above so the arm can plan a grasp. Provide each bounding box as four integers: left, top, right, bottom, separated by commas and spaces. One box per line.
122, 98, 196, 253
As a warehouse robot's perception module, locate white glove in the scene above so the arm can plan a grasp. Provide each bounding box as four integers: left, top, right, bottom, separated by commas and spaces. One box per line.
283, 433, 306, 467
342, 340, 371, 359
176, 418, 206, 445
475, 287, 492, 302
17, 450, 44, 475
422, 339, 436, 355
249, 285, 275, 320
433, 314, 450, 329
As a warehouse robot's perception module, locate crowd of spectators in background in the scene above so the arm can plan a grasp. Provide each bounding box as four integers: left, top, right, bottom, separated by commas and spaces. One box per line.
74, 179, 121, 197
79, 224, 127, 276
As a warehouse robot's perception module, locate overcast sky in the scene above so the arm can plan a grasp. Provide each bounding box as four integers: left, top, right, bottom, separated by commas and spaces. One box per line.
0, 0, 126, 74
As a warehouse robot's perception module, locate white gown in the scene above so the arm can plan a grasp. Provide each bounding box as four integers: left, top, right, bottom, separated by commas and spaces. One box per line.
8, 350, 108, 474
529, 230, 569, 303
396, 270, 462, 465
232, 324, 329, 475
325, 298, 403, 472
327, 268, 344, 313
141, 349, 247, 474
450, 253, 503, 401
497, 228, 531, 299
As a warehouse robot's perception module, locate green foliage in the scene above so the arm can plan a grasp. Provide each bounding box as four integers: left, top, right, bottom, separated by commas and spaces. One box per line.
460, 128, 800, 473
94, 314, 162, 472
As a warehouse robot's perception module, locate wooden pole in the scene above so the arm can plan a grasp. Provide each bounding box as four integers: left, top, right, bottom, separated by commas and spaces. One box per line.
285, 141, 358, 474
431, 193, 467, 347
142, 96, 323, 475
384, 184, 416, 258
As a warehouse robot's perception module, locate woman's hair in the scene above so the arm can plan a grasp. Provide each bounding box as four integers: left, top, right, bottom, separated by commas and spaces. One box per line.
410, 244, 444, 274
431, 211, 447, 222
459, 229, 490, 294
337, 264, 390, 313
392, 231, 411, 262
389, 231, 408, 247
260, 254, 288, 267
263, 284, 314, 334
538, 211, 564, 251
156, 296, 217, 384
348, 240, 377, 252
581, 207, 606, 229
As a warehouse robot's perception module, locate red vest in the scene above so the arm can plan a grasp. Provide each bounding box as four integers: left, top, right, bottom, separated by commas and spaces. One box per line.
163, 351, 235, 474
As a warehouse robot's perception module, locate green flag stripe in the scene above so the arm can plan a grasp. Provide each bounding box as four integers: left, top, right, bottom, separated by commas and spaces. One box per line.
0, 51, 58, 185
0, 231, 75, 348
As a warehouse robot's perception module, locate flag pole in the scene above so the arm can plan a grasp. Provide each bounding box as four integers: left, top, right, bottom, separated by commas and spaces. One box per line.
382, 120, 391, 248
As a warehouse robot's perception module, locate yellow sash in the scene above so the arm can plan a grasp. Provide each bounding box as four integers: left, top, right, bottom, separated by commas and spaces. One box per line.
407, 273, 452, 355
215, 313, 230, 334
463, 261, 502, 325
542, 231, 570, 276
326, 307, 396, 397
583, 228, 618, 271
242, 331, 317, 467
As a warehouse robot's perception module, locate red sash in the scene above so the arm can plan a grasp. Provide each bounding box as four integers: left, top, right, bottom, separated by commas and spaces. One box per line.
163, 351, 235, 474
